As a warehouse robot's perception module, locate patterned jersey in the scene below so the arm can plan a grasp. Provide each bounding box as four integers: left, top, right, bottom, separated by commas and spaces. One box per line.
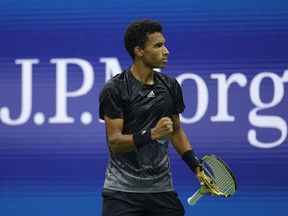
99, 69, 185, 192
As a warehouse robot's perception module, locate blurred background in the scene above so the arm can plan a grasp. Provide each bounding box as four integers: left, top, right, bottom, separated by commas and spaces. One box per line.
0, 0, 288, 215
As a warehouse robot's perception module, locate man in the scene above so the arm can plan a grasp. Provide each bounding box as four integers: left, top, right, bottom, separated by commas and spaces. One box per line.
99, 19, 203, 216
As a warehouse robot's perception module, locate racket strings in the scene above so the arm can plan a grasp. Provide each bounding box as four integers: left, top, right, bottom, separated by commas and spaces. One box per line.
203, 158, 236, 196
205, 160, 235, 195
207, 162, 234, 194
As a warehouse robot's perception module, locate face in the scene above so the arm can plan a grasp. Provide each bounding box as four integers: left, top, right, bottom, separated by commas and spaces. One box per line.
140, 32, 170, 69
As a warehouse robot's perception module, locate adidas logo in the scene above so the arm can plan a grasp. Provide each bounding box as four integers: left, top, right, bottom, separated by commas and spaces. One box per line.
147, 90, 155, 98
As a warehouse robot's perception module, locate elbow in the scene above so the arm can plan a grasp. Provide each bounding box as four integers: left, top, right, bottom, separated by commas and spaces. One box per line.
108, 138, 120, 152
107, 137, 135, 153
107, 137, 128, 153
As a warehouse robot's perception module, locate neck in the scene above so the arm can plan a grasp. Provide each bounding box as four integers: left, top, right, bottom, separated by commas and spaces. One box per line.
130, 64, 154, 85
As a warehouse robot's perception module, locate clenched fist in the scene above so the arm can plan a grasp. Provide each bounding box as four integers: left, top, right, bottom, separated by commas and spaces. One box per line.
151, 117, 173, 140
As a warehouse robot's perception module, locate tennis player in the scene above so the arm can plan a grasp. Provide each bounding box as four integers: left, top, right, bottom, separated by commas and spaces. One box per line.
99, 19, 203, 216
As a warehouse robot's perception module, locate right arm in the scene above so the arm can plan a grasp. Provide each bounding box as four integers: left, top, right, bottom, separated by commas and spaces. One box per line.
104, 116, 136, 152
104, 116, 173, 153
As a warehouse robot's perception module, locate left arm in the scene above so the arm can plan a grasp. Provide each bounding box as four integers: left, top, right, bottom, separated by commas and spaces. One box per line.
169, 114, 203, 185
168, 114, 192, 155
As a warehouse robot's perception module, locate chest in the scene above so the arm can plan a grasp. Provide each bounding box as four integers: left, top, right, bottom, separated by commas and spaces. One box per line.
122, 84, 174, 119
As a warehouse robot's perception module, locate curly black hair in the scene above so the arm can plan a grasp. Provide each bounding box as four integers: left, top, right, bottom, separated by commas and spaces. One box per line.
124, 19, 163, 59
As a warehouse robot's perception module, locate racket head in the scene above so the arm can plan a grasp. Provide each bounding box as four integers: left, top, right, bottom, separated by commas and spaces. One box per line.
199, 154, 237, 197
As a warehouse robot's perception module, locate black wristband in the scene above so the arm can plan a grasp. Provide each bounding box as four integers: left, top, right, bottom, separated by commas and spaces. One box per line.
182, 149, 199, 173
133, 129, 152, 148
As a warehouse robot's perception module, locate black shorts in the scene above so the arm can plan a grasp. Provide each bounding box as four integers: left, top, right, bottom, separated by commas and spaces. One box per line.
102, 189, 185, 216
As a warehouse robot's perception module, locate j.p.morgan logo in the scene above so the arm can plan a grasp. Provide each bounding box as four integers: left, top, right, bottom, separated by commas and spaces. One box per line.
0, 58, 287, 148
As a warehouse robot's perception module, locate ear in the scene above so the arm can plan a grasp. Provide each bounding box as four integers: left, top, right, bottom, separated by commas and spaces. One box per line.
134, 46, 143, 57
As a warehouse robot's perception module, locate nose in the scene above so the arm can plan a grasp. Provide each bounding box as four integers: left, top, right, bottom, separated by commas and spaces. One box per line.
163, 46, 169, 55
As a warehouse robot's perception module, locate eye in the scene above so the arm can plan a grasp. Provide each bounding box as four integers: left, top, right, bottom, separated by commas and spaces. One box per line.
155, 43, 163, 48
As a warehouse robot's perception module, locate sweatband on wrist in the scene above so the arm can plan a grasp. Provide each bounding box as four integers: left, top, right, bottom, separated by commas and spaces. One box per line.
133, 129, 152, 148
182, 149, 199, 173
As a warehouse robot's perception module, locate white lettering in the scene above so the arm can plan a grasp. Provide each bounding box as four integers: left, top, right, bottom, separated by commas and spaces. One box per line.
211, 73, 247, 122
49, 58, 94, 124
248, 71, 288, 148
1, 58, 287, 148
176, 73, 209, 124
0, 59, 39, 125
99, 57, 122, 82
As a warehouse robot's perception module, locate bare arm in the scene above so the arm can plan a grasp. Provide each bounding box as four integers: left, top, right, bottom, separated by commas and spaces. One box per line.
104, 116, 136, 152
168, 114, 192, 155
104, 115, 174, 152
169, 115, 203, 184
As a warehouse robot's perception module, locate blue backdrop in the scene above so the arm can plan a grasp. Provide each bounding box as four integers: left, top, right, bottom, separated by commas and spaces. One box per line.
1, 0, 288, 215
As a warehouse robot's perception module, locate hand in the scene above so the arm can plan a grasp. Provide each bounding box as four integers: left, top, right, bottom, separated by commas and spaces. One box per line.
194, 167, 216, 195
151, 117, 173, 140
194, 167, 204, 186
199, 175, 219, 195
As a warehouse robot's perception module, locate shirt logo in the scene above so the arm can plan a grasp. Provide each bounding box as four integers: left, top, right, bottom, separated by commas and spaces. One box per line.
147, 90, 155, 98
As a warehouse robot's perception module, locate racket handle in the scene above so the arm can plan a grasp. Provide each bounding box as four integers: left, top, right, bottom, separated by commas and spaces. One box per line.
187, 189, 204, 206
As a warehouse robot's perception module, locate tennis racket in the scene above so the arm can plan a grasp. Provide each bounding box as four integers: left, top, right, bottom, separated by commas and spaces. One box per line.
187, 154, 237, 206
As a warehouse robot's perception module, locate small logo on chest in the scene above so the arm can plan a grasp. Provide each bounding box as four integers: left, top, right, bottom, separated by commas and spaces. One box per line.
147, 90, 155, 98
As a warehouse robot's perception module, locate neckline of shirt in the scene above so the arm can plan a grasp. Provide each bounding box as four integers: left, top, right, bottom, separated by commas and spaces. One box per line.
127, 69, 157, 89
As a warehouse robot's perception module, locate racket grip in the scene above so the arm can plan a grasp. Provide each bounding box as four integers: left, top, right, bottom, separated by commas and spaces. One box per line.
187, 189, 204, 206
